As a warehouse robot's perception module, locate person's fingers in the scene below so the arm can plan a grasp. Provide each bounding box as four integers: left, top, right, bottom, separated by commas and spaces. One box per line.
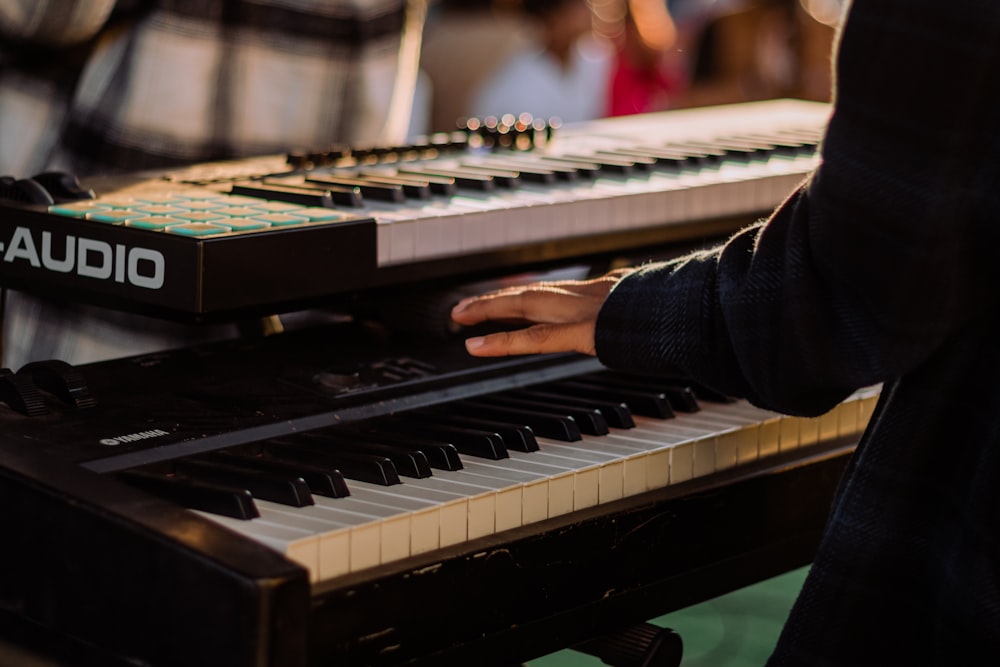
463, 321, 597, 357
450, 269, 631, 357
451, 274, 622, 326
451, 285, 596, 326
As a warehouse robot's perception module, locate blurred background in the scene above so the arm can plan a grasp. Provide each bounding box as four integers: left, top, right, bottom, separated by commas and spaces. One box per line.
0, 3, 846, 664
527, 567, 811, 666
417, 0, 845, 134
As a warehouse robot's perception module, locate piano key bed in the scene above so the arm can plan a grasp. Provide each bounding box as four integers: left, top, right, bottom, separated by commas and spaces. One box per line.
0, 322, 876, 666
171, 373, 876, 583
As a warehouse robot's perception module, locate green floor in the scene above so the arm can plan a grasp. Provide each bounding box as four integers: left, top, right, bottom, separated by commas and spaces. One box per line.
0, 568, 808, 667
528, 566, 809, 667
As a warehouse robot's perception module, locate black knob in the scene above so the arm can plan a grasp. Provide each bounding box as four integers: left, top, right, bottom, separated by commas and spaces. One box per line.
31, 171, 96, 201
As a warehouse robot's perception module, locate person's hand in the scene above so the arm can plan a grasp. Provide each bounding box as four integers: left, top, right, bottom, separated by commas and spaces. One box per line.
449, 268, 633, 357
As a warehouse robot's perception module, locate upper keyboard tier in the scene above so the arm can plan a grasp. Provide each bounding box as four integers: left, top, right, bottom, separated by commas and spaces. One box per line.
0, 99, 829, 320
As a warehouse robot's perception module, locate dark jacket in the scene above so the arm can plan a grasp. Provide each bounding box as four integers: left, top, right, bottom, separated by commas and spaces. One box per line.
596, 0, 1000, 663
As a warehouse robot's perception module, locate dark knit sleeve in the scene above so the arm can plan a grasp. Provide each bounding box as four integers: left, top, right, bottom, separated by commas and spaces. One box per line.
596, 0, 1000, 416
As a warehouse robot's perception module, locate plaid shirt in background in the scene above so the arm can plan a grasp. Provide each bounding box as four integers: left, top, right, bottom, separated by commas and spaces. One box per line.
0, 0, 418, 368
0, 0, 414, 175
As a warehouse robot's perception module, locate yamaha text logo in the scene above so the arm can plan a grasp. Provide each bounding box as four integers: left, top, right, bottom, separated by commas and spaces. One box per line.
99, 429, 171, 446
0, 226, 165, 289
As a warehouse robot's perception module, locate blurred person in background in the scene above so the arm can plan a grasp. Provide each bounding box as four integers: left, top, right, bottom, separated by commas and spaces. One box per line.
673, 0, 841, 107
420, 0, 539, 132
0, 0, 422, 368
601, 0, 686, 116
0, 0, 421, 176
466, 0, 614, 124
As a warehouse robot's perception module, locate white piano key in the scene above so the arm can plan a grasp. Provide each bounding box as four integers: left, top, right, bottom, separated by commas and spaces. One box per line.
193, 510, 322, 581
355, 475, 494, 544
375, 216, 399, 265
315, 486, 432, 517
629, 417, 719, 477
779, 414, 802, 453
680, 412, 761, 469
835, 398, 860, 438
348, 480, 462, 555
797, 415, 823, 447
187, 382, 875, 585
447, 195, 512, 252
667, 442, 695, 484
252, 497, 399, 574
533, 439, 634, 508
370, 99, 829, 270
595, 431, 676, 493
494, 188, 561, 243
713, 403, 784, 459
608, 422, 703, 485
250, 502, 364, 578
472, 452, 573, 523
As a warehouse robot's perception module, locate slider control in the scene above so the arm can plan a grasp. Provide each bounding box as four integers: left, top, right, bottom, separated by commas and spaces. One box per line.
0, 176, 55, 205
0, 368, 49, 416
18, 359, 97, 409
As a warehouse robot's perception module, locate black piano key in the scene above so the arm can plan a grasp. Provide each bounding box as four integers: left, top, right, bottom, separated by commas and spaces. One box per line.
607, 371, 733, 406
259, 179, 367, 207
173, 459, 314, 507
398, 167, 496, 191
714, 137, 778, 155
558, 154, 637, 175
459, 400, 582, 442
582, 373, 701, 413
335, 427, 465, 471
489, 394, 609, 436
408, 411, 540, 452
690, 385, 735, 404
440, 165, 521, 188
296, 144, 348, 166
207, 449, 350, 498
334, 443, 431, 479
508, 388, 635, 429
672, 139, 756, 160
758, 130, 821, 155
606, 146, 696, 170
118, 470, 259, 520
535, 156, 601, 178
460, 161, 556, 185
661, 141, 726, 164
715, 134, 778, 150
255, 177, 367, 206
229, 182, 334, 208
377, 418, 509, 460
295, 432, 433, 478
592, 150, 657, 171
731, 132, 808, 157
641, 384, 699, 413
545, 380, 674, 419
480, 157, 579, 181
304, 175, 406, 203
263, 438, 401, 486
344, 173, 433, 199
365, 169, 457, 196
